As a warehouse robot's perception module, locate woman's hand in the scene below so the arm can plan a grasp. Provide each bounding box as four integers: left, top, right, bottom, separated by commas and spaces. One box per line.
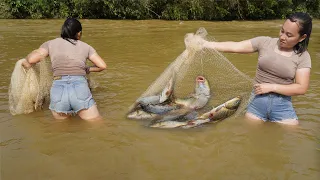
253, 83, 277, 95
21, 58, 32, 70
202, 40, 214, 49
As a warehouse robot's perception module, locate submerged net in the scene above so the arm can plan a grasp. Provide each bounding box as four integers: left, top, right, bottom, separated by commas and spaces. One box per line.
128, 27, 254, 117
9, 58, 53, 115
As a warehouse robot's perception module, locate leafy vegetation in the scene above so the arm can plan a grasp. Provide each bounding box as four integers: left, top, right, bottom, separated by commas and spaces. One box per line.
1, 0, 319, 20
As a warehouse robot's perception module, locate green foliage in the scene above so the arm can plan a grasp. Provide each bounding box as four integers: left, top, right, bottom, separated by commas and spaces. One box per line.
1, 0, 320, 20
0, 0, 13, 18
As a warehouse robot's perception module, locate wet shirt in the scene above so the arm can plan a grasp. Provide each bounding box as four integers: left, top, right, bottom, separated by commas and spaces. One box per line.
40, 38, 96, 76
250, 36, 311, 85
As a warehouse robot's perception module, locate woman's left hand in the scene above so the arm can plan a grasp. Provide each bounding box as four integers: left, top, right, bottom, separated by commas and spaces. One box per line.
253, 83, 275, 95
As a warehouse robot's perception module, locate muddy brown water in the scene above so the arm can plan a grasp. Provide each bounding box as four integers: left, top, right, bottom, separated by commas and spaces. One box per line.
0, 19, 319, 180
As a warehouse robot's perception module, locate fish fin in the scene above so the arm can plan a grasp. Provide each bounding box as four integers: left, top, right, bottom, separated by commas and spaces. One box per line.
214, 104, 225, 112
159, 75, 176, 103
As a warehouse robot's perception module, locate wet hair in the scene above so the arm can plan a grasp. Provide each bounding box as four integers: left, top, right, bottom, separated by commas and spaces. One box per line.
287, 12, 312, 55
60, 18, 82, 45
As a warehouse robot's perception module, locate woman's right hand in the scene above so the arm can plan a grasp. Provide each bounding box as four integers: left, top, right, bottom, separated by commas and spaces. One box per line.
21, 58, 32, 70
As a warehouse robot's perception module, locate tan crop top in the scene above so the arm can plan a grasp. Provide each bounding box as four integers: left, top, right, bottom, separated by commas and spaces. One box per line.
40, 38, 96, 76
250, 36, 311, 85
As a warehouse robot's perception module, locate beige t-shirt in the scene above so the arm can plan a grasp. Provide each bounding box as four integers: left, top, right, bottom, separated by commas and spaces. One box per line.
250, 36, 311, 85
40, 38, 96, 76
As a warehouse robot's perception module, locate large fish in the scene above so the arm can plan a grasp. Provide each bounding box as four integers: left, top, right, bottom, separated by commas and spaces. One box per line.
138, 75, 175, 105
126, 109, 159, 120
127, 75, 210, 119
149, 96, 241, 129
127, 76, 210, 121
149, 120, 189, 128
140, 75, 210, 114
148, 110, 198, 128
127, 76, 176, 119
174, 76, 210, 110
182, 96, 242, 128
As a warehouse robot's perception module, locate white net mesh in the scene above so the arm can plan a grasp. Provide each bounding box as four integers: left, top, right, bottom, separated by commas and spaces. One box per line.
9, 58, 52, 115
128, 27, 254, 121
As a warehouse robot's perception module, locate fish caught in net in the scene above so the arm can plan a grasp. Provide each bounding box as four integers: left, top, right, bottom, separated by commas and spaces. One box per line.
127, 27, 254, 128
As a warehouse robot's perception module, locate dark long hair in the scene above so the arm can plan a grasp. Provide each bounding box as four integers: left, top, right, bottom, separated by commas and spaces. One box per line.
287, 12, 312, 55
60, 18, 82, 45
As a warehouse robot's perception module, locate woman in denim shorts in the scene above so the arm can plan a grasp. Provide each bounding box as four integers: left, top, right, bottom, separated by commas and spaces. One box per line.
200, 12, 312, 125
22, 18, 107, 120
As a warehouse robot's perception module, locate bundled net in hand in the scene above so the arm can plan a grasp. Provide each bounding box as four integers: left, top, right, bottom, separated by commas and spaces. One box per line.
128, 27, 254, 118
8, 58, 97, 115
8, 58, 53, 115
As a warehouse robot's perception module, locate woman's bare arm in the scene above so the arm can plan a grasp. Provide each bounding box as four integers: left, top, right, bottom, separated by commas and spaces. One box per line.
87, 53, 107, 73
254, 68, 310, 96
273, 68, 310, 96
22, 48, 49, 69
203, 39, 255, 54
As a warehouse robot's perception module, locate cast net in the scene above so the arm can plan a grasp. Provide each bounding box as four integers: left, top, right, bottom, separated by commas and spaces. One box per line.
8, 58, 53, 115
8, 58, 97, 115
128, 27, 254, 118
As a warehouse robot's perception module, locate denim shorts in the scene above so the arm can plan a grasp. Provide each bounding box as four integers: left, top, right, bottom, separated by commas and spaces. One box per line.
49, 75, 96, 114
246, 93, 298, 122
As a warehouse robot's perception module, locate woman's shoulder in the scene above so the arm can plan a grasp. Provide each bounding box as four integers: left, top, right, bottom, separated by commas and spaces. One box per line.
270, 37, 279, 43
45, 37, 64, 44
250, 36, 273, 44
40, 38, 61, 49
76, 40, 92, 47
261, 37, 278, 47
252, 36, 272, 40
250, 36, 274, 50
77, 40, 95, 50
77, 40, 88, 45
257, 36, 272, 39
299, 50, 311, 60
295, 50, 311, 68
50, 37, 63, 41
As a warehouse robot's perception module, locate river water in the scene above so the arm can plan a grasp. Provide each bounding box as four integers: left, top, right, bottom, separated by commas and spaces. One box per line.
0, 19, 319, 180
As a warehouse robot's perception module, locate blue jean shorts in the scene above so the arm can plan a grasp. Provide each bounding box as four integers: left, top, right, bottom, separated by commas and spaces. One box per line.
49, 75, 96, 114
246, 93, 298, 121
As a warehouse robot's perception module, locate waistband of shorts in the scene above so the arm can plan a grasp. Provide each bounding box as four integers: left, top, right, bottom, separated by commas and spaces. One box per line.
53, 75, 86, 80
257, 92, 290, 98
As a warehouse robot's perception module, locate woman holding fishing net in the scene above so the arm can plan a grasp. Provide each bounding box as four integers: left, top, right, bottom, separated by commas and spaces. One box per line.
202, 12, 312, 125
21, 18, 107, 121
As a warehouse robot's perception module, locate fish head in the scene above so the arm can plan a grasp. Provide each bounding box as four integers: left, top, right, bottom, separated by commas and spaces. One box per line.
225, 96, 242, 110
127, 110, 157, 120
207, 96, 242, 121
195, 76, 210, 97
126, 111, 139, 119
149, 121, 166, 128
208, 106, 230, 121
